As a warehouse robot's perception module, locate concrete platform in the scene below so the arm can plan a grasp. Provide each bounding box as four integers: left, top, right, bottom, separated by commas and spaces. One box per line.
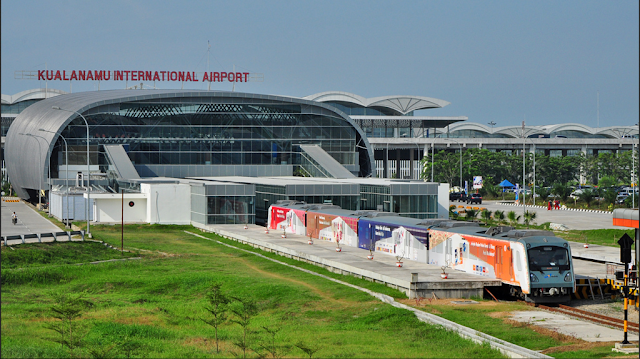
510, 310, 639, 342
196, 224, 502, 299
569, 241, 635, 265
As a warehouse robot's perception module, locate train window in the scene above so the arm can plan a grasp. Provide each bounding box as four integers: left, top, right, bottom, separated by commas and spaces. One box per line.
528, 246, 570, 271
514, 250, 522, 272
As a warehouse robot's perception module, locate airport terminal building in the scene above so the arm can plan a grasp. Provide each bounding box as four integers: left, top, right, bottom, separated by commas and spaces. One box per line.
2, 88, 637, 226
3, 89, 450, 225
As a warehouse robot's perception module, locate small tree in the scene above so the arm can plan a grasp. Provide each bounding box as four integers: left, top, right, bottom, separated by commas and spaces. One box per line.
465, 208, 478, 222
295, 341, 322, 359
256, 325, 290, 359
481, 209, 493, 225
523, 210, 537, 228
230, 297, 259, 359
202, 283, 230, 353
44, 292, 94, 356
552, 183, 572, 203
537, 187, 551, 204
578, 189, 595, 208
493, 210, 505, 225
506, 211, 521, 227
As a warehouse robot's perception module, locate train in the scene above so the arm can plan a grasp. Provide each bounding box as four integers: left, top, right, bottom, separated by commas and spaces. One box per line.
267, 200, 576, 303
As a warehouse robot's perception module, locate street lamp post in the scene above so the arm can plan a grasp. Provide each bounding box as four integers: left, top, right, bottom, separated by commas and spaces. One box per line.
19, 133, 43, 208
40, 129, 70, 227
522, 121, 526, 217
52, 106, 91, 238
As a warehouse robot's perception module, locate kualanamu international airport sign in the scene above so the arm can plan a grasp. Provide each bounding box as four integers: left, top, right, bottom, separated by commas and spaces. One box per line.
30, 70, 253, 83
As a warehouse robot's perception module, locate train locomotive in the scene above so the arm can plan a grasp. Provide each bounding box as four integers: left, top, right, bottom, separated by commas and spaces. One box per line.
267, 201, 575, 303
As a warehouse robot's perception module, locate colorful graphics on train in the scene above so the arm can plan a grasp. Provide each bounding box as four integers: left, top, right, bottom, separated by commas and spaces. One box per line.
307, 211, 359, 247
268, 205, 307, 235
428, 229, 530, 294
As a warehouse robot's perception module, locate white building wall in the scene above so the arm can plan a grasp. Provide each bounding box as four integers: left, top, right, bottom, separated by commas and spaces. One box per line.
90, 194, 147, 223
141, 183, 191, 225
437, 183, 450, 219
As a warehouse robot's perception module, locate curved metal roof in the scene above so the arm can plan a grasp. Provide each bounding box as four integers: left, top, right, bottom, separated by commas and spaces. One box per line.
303, 91, 450, 115
6, 89, 375, 199
439, 122, 639, 139
1, 88, 68, 104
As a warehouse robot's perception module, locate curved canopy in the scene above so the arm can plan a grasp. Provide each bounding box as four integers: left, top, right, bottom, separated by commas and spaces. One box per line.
303, 91, 450, 115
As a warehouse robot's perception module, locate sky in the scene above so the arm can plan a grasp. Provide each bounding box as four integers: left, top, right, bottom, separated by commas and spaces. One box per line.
2, 0, 638, 127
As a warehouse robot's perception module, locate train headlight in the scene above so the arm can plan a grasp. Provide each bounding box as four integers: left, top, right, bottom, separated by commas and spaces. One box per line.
564, 272, 572, 282
530, 273, 539, 282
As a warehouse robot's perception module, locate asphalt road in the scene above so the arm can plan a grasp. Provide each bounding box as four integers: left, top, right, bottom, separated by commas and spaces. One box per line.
1, 198, 62, 237
450, 200, 617, 230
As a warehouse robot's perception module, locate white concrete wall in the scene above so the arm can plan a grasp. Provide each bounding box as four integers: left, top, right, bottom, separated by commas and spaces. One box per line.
437, 183, 450, 219
91, 194, 147, 223
141, 183, 191, 225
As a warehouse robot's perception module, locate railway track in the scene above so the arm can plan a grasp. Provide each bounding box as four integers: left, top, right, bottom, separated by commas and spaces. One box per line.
527, 302, 639, 333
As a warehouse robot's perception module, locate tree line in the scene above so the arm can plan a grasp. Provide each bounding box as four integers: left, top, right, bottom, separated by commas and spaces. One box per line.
420, 148, 638, 190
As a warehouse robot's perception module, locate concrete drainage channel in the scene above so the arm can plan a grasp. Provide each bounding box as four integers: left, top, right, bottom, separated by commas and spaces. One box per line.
185, 230, 551, 359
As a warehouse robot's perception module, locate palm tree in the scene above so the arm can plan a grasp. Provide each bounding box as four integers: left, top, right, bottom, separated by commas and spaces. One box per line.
465, 208, 478, 222
523, 210, 537, 228
494, 210, 505, 225
481, 209, 493, 225
578, 189, 595, 208
507, 210, 521, 227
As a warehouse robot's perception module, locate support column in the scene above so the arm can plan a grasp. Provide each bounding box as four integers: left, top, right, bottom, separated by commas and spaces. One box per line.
396, 149, 401, 179
410, 148, 415, 180
383, 148, 389, 178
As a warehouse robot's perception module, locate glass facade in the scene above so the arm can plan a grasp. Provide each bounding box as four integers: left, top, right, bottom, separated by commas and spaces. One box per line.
191, 184, 255, 225
359, 184, 437, 219
54, 98, 368, 177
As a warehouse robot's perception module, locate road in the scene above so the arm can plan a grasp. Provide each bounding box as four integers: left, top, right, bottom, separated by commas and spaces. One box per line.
450, 200, 617, 230
1, 198, 62, 237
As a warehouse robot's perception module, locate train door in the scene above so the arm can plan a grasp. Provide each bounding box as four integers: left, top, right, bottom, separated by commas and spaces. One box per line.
445, 237, 452, 265
495, 245, 503, 280
510, 242, 530, 294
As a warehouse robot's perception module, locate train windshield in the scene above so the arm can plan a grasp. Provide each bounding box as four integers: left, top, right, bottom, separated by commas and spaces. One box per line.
527, 246, 570, 271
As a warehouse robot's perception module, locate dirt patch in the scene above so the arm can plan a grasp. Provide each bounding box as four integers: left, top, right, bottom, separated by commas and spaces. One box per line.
399, 297, 499, 308
183, 336, 235, 354
540, 341, 625, 355
487, 311, 509, 319
236, 258, 341, 303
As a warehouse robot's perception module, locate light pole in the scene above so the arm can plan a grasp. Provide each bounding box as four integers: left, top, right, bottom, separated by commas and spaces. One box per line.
19, 133, 43, 209
488, 121, 496, 129
40, 129, 70, 227
444, 138, 463, 191
52, 106, 91, 237
522, 121, 526, 217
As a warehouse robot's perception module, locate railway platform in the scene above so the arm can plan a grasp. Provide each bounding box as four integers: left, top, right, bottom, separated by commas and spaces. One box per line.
195, 223, 502, 299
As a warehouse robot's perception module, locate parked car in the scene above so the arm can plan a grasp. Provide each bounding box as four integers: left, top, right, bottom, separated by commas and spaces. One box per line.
616, 194, 629, 204
467, 193, 482, 204
449, 192, 463, 201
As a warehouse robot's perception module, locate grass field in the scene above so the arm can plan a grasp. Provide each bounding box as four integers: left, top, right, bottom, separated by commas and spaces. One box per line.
3, 222, 636, 358
1, 225, 505, 358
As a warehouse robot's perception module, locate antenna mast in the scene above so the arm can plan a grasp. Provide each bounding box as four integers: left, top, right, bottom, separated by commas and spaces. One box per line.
207, 41, 211, 91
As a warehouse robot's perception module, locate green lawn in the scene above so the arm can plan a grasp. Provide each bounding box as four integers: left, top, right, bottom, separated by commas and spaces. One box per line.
3, 223, 635, 358
1, 225, 504, 358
